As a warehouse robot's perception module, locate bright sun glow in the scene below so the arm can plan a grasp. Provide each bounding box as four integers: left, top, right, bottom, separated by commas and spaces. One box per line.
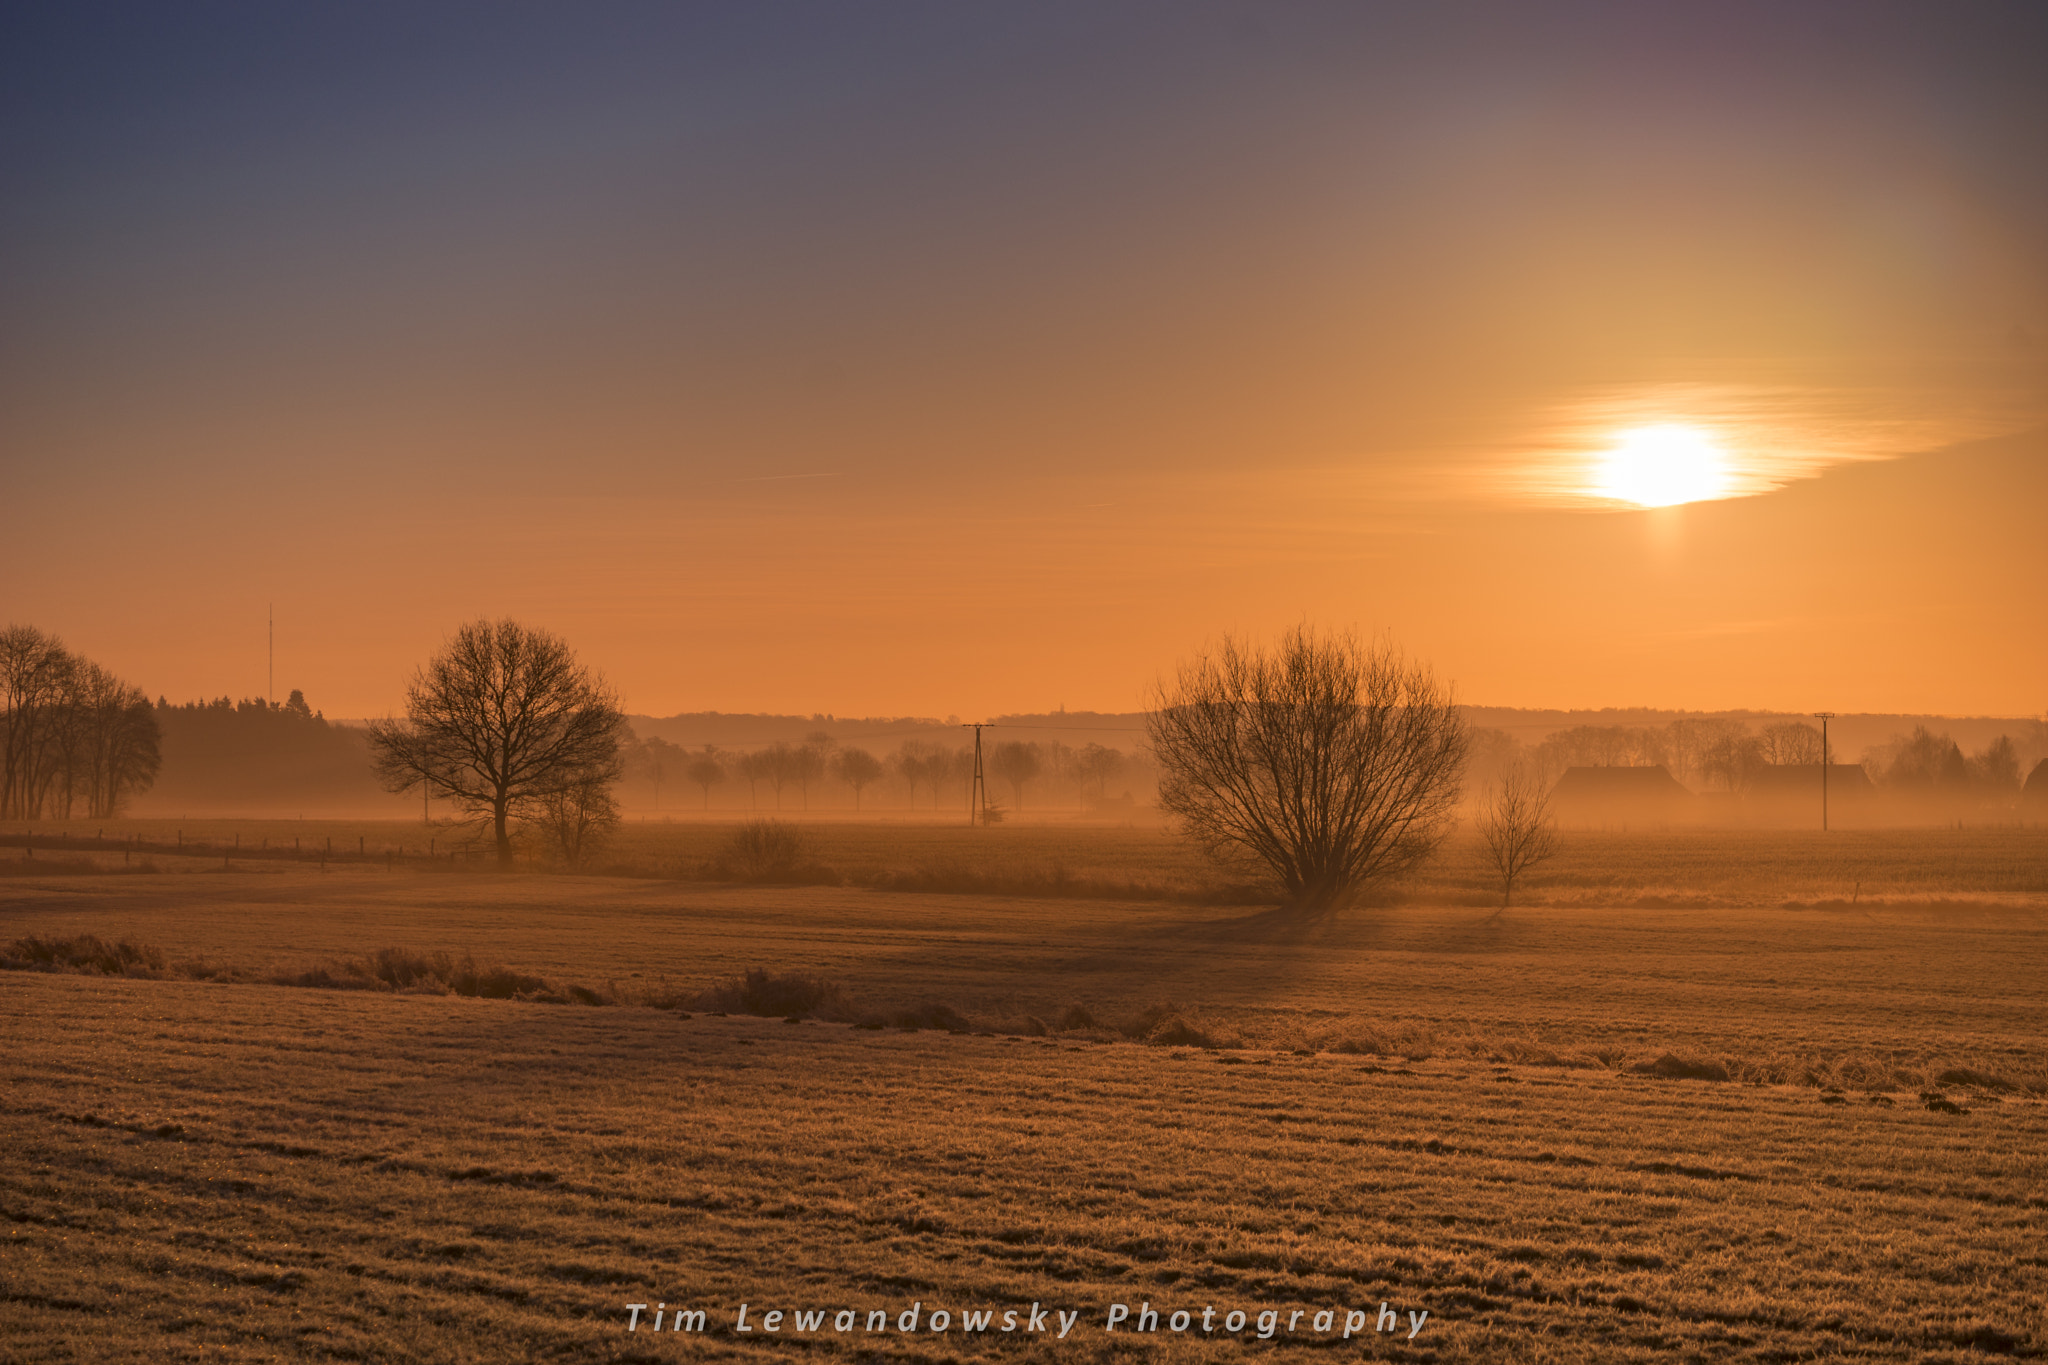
1594, 425, 1730, 507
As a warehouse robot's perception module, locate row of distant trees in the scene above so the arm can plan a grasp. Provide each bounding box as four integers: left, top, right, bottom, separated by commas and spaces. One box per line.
622, 734, 1140, 812
1468, 716, 2042, 802
1, 625, 162, 820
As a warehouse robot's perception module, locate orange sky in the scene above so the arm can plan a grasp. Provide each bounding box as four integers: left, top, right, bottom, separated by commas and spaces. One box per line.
5, 5, 2045, 719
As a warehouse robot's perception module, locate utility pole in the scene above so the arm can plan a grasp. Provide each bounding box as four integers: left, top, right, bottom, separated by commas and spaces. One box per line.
1814, 712, 1836, 831
963, 722, 995, 826
268, 603, 274, 707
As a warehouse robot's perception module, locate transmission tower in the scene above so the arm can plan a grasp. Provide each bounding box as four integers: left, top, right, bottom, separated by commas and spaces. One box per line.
964, 722, 995, 826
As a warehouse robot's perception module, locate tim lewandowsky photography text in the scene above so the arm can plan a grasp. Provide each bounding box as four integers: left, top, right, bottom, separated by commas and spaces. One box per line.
624, 1300, 1433, 1341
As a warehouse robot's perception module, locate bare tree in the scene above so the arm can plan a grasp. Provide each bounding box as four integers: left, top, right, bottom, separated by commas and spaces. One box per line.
1757, 721, 1824, 766
1, 627, 158, 820
989, 740, 1042, 810
2, 625, 74, 819
792, 736, 829, 810
1076, 742, 1125, 807
1477, 764, 1560, 907
368, 619, 625, 868
1701, 731, 1764, 792
832, 746, 884, 810
1970, 736, 2022, 794
1148, 628, 1466, 910
73, 661, 161, 819
894, 741, 940, 808
534, 773, 620, 869
737, 749, 770, 808
686, 747, 726, 809
757, 742, 798, 809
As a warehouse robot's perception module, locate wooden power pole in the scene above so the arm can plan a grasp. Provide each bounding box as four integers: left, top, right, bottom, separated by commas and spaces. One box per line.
1814, 712, 1836, 831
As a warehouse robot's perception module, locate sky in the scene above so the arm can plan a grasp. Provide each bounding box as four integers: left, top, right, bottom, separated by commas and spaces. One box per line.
5, 1, 2045, 719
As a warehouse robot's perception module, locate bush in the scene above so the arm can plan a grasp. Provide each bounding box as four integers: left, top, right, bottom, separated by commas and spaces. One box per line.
271, 948, 554, 1000
713, 821, 837, 884
1631, 1053, 1730, 1082
2, 934, 165, 976
694, 968, 844, 1018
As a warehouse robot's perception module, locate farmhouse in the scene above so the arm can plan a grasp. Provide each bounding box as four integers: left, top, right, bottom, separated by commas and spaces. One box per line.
1743, 763, 1876, 826
1549, 765, 1694, 828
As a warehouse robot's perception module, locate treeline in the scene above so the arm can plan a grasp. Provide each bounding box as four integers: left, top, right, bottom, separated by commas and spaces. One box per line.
148, 691, 396, 815
1472, 717, 2046, 810
1, 626, 161, 820
619, 734, 1149, 813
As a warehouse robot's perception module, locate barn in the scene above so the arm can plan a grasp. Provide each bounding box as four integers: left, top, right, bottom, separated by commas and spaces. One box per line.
1744, 763, 1876, 827
1549, 765, 1695, 829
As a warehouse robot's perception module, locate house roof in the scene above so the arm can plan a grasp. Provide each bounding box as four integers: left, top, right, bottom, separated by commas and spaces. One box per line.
1550, 765, 1691, 798
1746, 764, 1875, 793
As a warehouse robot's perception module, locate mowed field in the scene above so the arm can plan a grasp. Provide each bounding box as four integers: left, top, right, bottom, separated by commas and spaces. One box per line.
3, 826, 2046, 1363
10, 817, 2048, 906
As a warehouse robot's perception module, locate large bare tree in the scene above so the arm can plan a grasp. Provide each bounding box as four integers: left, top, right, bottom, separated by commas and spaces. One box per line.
1477, 763, 1560, 908
368, 620, 625, 868
1147, 627, 1467, 910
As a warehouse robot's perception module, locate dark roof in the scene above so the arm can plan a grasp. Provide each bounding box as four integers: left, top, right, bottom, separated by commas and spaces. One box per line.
1551, 765, 1691, 798
1746, 764, 1875, 794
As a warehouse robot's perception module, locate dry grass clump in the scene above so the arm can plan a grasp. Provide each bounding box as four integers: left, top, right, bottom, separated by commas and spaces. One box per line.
1630, 1052, 1732, 1082
269, 948, 576, 1002
2, 933, 167, 976
1113, 1002, 1241, 1048
692, 967, 846, 1019
708, 820, 839, 885
1323, 1021, 1443, 1062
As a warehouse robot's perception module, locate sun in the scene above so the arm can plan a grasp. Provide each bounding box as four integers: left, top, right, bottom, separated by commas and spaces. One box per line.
1594, 425, 1729, 507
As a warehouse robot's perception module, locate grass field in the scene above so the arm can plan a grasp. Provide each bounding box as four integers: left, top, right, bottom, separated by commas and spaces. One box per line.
8, 817, 2048, 907
3, 826, 2045, 1361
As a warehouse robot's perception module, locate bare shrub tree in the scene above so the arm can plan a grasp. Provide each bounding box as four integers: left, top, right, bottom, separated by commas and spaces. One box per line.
715, 819, 828, 883
737, 749, 770, 808
792, 735, 829, 810
686, 747, 726, 809
1147, 628, 1467, 910
368, 619, 625, 868
533, 774, 620, 869
894, 741, 940, 808
1477, 763, 1560, 907
990, 740, 1042, 810
1756, 721, 1824, 766
832, 746, 883, 809
1076, 741, 1125, 808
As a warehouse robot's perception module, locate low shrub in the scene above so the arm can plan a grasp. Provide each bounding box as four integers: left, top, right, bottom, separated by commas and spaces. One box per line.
1631, 1053, 1731, 1082
886, 1001, 972, 1032
1058, 1004, 1099, 1032
694, 968, 845, 1019
711, 821, 838, 885
2, 934, 165, 976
